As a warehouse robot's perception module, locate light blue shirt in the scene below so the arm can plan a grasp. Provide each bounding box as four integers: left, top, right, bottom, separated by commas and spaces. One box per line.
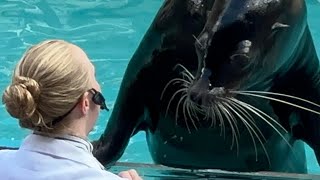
0, 133, 126, 180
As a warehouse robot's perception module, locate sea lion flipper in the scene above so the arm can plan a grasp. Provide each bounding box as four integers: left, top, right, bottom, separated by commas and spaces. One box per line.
92, 82, 145, 167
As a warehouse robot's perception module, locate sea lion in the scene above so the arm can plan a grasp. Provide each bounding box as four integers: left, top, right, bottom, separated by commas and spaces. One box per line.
93, 0, 320, 173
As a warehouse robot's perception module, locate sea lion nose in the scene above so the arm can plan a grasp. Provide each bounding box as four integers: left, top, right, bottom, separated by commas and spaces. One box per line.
201, 68, 212, 79
188, 68, 212, 103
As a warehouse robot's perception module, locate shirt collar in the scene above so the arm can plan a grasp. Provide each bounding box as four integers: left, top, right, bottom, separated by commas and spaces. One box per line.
19, 132, 105, 170
33, 131, 94, 153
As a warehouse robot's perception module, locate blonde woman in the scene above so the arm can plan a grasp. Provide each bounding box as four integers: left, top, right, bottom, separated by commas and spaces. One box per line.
0, 40, 142, 180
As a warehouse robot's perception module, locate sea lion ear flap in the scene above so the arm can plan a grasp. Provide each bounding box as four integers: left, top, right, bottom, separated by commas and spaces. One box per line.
271, 22, 290, 31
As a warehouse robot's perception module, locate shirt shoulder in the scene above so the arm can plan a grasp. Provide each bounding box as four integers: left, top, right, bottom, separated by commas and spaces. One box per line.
0, 149, 16, 160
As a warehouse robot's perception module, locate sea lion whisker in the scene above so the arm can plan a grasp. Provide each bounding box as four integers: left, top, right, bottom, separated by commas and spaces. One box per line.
231, 99, 294, 153
211, 106, 218, 128
181, 71, 194, 82
172, 79, 191, 86
232, 98, 284, 132
192, 34, 204, 49
206, 104, 217, 128
165, 88, 188, 118
226, 98, 255, 125
186, 98, 200, 125
197, 102, 207, 111
207, 104, 218, 128
231, 91, 320, 116
226, 98, 270, 158
218, 97, 242, 129
232, 90, 320, 108
226, 100, 271, 166
226, 98, 267, 142
187, 100, 201, 122
189, 100, 205, 116
210, 107, 217, 128
182, 96, 192, 133
172, 80, 191, 89
216, 103, 226, 139
176, 94, 188, 126
161, 78, 190, 100
224, 101, 241, 139
230, 98, 288, 133
184, 99, 199, 132
225, 101, 259, 158
203, 106, 211, 121
224, 101, 260, 162
174, 63, 195, 79
219, 101, 240, 155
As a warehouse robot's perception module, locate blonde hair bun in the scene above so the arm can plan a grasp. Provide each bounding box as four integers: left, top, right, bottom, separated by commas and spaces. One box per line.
2, 76, 42, 127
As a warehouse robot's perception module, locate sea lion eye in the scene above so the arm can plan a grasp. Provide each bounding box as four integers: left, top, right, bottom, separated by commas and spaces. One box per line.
230, 40, 252, 67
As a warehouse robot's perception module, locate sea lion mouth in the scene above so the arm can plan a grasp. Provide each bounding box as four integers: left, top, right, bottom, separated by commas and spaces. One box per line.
187, 67, 228, 106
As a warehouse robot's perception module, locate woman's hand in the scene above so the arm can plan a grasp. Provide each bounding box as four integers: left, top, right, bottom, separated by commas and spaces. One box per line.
118, 169, 142, 180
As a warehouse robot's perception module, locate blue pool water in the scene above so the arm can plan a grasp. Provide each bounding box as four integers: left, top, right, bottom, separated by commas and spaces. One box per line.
0, 0, 319, 175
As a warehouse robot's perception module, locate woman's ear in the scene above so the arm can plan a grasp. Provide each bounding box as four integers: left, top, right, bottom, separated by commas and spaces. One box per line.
79, 92, 90, 116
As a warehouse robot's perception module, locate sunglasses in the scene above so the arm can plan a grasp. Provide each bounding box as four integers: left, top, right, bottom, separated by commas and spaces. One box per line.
51, 88, 109, 126
88, 88, 109, 111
